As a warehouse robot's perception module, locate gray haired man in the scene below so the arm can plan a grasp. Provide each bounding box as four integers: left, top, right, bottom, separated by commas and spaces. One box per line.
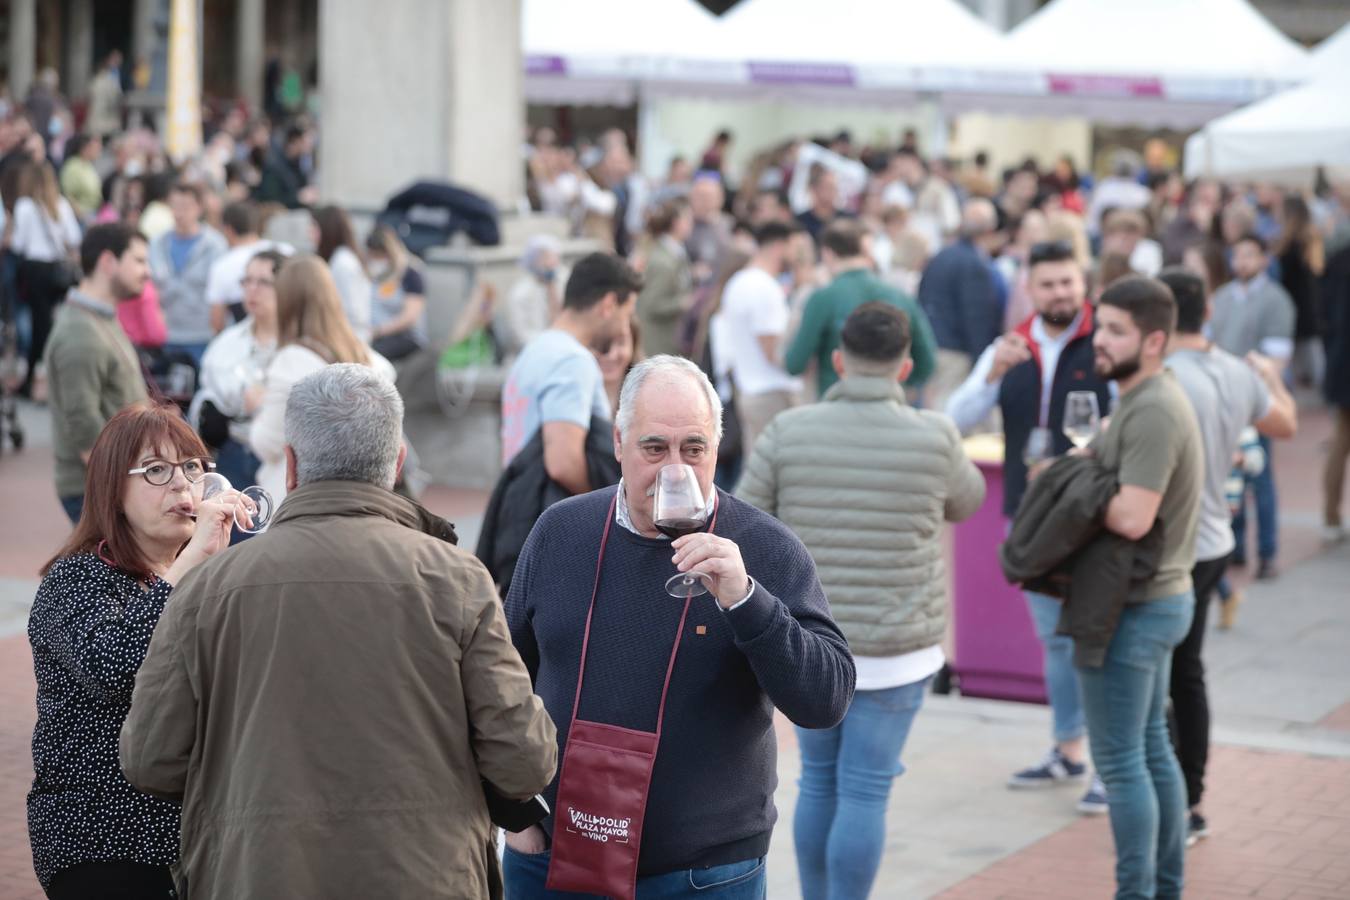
122, 364, 557, 900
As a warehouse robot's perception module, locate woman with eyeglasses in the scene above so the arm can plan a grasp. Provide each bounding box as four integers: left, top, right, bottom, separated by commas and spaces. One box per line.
27, 402, 237, 898
191, 250, 286, 492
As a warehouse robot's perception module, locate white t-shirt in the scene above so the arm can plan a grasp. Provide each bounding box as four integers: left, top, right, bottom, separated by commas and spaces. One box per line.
206, 239, 293, 307
854, 644, 945, 691
719, 266, 801, 398
11, 197, 81, 262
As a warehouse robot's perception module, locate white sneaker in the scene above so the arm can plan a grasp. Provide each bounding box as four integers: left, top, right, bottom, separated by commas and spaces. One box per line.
1322, 525, 1348, 545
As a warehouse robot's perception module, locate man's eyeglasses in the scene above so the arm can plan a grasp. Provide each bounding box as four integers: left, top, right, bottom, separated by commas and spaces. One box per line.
240, 276, 275, 289
127, 458, 215, 486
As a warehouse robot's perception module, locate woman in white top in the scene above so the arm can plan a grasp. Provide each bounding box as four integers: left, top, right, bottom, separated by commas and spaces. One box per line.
310, 205, 372, 342
248, 255, 395, 507
11, 160, 81, 398
192, 249, 285, 492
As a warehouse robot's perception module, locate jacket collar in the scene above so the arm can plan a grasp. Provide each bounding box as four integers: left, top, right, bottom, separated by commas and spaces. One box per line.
269, 480, 458, 544
1012, 304, 1095, 373
822, 375, 908, 404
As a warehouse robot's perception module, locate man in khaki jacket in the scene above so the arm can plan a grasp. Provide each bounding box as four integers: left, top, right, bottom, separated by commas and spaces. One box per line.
121, 364, 556, 899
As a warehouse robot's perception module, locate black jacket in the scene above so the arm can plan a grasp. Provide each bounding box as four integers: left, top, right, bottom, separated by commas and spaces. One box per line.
377, 180, 501, 256
1000, 456, 1164, 668
475, 416, 621, 597
1323, 243, 1350, 410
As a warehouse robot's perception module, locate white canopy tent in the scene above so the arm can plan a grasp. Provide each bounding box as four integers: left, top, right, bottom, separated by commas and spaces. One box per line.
992, 0, 1310, 127
1183, 29, 1350, 186
522, 0, 736, 107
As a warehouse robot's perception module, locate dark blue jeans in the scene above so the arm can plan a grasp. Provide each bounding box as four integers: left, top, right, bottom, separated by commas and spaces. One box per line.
59, 494, 84, 525
793, 676, 930, 900
1077, 593, 1194, 900
1231, 435, 1277, 562
502, 846, 765, 899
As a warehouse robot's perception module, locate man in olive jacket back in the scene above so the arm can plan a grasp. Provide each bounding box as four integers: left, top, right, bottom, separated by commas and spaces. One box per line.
121, 364, 556, 899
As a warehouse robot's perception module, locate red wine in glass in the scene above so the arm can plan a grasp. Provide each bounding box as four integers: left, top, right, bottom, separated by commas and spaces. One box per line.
654, 464, 713, 598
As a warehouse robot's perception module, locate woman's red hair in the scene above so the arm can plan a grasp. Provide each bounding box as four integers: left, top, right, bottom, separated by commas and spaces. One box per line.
42, 403, 209, 581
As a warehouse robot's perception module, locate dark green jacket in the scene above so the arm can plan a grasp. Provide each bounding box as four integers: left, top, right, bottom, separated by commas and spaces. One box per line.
785, 268, 936, 396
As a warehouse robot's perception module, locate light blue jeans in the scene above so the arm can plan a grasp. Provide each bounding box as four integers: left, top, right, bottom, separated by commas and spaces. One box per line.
1077, 593, 1195, 900
793, 677, 930, 900
502, 847, 765, 898
1025, 591, 1087, 743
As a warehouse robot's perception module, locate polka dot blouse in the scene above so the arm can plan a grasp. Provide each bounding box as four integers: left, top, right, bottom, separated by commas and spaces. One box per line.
27, 552, 180, 888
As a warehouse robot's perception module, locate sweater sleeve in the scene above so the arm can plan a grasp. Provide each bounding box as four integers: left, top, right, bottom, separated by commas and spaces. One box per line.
901, 294, 938, 388
720, 538, 855, 729
504, 518, 543, 682
48, 327, 113, 457
784, 288, 827, 377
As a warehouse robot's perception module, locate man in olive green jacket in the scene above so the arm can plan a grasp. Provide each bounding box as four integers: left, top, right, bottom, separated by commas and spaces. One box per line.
122, 364, 556, 900
738, 302, 983, 898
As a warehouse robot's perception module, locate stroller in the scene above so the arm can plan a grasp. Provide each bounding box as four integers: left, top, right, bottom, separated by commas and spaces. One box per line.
0, 266, 24, 453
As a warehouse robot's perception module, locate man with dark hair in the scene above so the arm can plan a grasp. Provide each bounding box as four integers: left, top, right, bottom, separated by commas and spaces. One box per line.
501, 252, 640, 493
45, 224, 152, 522
255, 125, 316, 209
1159, 267, 1296, 846
720, 222, 802, 453
785, 219, 937, 397
795, 167, 849, 245
1210, 232, 1296, 579
918, 197, 1005, 410
739, 303, 982, 898
1081, 275, 1203, 900
149, 182, 227, 366
206, 201, 292, 332
947, 238, 1114, 813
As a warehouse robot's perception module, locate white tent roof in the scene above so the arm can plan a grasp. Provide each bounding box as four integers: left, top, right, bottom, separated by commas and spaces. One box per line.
998, 0, 1309, 126
1308, 20, 1350, 79
522, 0, 736, 105
699, 0, 1039, 100
1183, 32, 1350, 185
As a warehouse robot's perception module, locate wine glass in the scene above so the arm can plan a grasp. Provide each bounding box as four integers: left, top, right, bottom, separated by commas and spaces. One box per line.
197, 472, 275, 534
1023, 426, 1054, 468
654, 464, 712, 598
1063, 391, 1101, 450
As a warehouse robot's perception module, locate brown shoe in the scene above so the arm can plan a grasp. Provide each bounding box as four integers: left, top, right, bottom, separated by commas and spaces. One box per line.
1217, 590, 1243, 631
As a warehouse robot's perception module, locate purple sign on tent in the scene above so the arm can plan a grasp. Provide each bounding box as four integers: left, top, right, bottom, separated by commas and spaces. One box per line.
526, 55, 567, 77
1048, 74, 1164, 98
748, 61, 854, 87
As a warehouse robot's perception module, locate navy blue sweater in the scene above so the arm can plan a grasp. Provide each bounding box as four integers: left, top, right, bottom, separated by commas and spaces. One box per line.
505, 486, 855, 876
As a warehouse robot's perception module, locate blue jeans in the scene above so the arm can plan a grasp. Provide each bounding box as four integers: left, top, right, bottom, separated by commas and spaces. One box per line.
793, 677, 930, 900
164, 341, 209, 369
59, 494, 84, 525
1077, 593, 1194, 900
1025, 591, 1086, 743
502, 847, 765, 899
1231, 435, 1277, 562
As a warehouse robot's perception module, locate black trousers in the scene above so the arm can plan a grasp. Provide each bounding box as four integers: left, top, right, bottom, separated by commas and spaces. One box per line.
46, 861, 176, 899
1168, 553, 1231, 809
16, 258, 71, 393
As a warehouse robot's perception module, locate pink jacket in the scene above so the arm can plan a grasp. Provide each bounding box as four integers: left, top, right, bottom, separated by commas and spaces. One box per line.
116, 281, 167, 349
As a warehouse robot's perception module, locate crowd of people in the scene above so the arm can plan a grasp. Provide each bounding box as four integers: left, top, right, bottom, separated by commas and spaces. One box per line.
6, 60, 1350, 900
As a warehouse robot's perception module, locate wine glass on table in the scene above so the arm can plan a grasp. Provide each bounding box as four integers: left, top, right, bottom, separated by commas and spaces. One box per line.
1063, 391, 1102, 450
195, 472, 275, 534
654, 464, 712, 598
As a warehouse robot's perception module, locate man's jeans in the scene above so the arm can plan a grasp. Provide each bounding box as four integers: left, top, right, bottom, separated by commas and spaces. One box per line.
1026, 591, 1087, 743
1078, 593, 1194, 900
59, 494, 84, 525
793, 677, 930, 900
1169, 556, 1229, 810
1232, 435, 1277, 562
503, 847, 765, 899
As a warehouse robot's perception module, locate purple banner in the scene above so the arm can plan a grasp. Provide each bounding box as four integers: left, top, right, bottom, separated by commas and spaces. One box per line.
525, 55, 567, 77
1048, 73, 1164, 98
748, 61, 855, 87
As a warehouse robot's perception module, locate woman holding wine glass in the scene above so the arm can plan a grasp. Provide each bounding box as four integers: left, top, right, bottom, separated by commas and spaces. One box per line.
27, 403, 237, 898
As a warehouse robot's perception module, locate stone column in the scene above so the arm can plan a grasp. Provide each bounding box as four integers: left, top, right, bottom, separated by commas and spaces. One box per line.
318, 0, 523, 210
65, 0, 96, 100
235, 0, 265, 109
131, 0, 158, 74
8, 0, 36, 101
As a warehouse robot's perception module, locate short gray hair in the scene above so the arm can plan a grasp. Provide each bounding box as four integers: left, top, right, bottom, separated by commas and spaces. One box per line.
616, 354, 723, 441
284, 363, 404, 489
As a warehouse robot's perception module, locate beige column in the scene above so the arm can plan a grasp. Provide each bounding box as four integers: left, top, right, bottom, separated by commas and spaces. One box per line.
8, 0, 36, 101
132, 0, 157, 75
235, 0, 266, 109
318, 0, 523, 210
65, 0, 96, 99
